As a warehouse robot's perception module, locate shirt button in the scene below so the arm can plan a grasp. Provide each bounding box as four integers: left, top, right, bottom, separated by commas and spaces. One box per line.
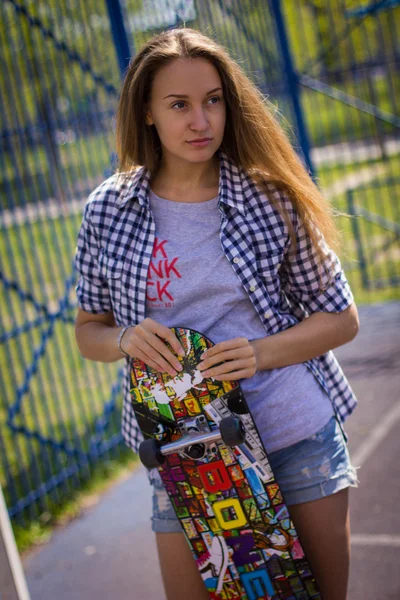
249, 285, 256, 292
264, 310, 273, 319
233, 257, 240, 264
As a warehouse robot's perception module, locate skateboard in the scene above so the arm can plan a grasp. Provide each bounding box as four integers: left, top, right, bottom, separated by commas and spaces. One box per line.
130, 327, 322, 600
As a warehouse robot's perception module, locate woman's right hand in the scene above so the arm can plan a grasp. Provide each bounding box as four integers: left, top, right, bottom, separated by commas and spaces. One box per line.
120, 318, 185, 376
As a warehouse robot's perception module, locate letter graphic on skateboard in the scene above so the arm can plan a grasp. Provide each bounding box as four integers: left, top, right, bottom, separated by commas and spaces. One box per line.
130, 327, 322, 599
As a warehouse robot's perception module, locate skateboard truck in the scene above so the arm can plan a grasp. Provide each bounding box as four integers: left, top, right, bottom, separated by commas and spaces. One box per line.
139, 415, 246, 470
177, 415, 215, 460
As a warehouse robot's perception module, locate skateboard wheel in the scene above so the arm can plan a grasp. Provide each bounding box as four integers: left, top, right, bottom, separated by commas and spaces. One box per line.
220, 416, 246, 447
139, 438, 165, 469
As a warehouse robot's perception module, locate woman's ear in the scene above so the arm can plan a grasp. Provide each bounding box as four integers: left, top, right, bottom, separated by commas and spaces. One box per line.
145, 111, 154, 126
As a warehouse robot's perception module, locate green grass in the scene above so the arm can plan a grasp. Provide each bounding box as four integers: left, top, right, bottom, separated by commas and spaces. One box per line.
0, 316, 123, 493
2, 130, 114, 185
0, 208, 126, 516
316, 153, 400, 305
317, 153, 400, 192
301, 73, 398, 147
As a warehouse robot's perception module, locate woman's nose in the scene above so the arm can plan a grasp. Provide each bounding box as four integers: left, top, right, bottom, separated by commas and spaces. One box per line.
190, 108, 208, 131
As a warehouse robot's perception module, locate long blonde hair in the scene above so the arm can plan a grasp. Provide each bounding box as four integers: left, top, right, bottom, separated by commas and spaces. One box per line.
116, 27, 339, 257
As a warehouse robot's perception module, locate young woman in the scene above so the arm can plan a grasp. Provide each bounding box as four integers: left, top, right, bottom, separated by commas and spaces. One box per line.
74, 28, 359, 600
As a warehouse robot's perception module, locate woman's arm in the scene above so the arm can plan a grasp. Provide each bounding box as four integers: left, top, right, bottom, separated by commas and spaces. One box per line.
198, 303, 359, 380
250, 302, 359, 371
75, 309, 185, 373
75, 308, 125, 363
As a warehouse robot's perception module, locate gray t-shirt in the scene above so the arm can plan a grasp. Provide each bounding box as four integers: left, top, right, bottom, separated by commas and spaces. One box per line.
146, 190, 333, 453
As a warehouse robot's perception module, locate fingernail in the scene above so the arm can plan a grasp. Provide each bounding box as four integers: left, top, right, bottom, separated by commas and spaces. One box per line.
200, 352, 205, 359
175, 363, 182, 371
178, 348, 185, 356
198, 362, 204, 369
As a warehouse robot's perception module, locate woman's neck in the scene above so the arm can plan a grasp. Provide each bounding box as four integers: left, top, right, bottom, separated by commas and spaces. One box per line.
151, 155, 220, 202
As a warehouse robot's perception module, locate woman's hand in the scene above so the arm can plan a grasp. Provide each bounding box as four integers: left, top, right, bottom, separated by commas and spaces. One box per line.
120, 318, 185, 376
197, 337, 259, 381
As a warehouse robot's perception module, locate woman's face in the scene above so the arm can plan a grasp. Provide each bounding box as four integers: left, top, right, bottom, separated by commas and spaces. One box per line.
146, 58, 226, 165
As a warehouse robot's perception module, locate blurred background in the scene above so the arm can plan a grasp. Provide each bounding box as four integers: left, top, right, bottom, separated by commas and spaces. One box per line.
0, 0, 399, 598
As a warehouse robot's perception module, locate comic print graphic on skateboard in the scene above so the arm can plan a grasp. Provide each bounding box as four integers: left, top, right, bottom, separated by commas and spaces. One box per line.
130, 327, 322, 600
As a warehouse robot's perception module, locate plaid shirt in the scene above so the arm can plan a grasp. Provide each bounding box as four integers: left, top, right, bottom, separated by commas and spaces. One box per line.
74, 151, 357, 454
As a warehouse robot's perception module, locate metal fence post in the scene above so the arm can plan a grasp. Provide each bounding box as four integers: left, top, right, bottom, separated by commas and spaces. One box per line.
0, 486, 31, 600
347, 190, 370, 290
104, 0, 132, 76
269, 0, 315, 176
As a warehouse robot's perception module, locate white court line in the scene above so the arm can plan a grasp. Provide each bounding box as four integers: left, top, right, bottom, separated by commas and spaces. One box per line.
351, 401, 400, 467
351, 534, 400, 547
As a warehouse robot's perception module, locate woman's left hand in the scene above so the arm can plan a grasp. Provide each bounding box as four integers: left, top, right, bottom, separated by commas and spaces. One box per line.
197, 337, 260, 380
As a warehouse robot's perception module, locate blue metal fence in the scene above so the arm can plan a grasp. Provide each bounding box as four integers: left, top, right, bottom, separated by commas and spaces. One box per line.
0, 0, 125, 523
0, 0, 399, 523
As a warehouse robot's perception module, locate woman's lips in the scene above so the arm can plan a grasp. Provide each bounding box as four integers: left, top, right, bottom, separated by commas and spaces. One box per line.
187, 138, 213, 147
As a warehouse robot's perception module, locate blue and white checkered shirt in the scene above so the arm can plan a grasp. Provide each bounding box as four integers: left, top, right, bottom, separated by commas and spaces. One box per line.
74, 151, 357, 454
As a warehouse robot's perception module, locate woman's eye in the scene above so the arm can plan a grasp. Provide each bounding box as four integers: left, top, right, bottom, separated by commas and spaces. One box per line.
171, 97, 221, 109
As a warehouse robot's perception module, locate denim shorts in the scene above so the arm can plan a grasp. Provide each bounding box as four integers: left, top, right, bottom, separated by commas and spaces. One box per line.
151, 415, 359, 534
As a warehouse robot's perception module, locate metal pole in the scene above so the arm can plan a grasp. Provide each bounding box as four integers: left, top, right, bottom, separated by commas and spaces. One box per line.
104, 0, 132, 76
0, 485, 31, 600
347, 190, 370, 290
269, 0, 315, 176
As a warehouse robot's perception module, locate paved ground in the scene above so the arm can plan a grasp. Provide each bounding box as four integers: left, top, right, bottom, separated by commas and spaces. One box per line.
22, 302, 400, 600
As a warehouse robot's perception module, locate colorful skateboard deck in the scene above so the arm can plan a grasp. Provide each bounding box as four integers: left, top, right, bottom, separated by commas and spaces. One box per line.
130, 327, 321, 600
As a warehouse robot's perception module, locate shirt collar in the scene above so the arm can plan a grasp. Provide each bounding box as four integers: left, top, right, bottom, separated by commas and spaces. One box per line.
116, 150, 247, 215
116, 166, 152, 209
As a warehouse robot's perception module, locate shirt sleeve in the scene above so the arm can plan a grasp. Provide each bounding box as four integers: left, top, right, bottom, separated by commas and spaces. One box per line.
280, 209, 354, 315
74, 203, 112, 314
